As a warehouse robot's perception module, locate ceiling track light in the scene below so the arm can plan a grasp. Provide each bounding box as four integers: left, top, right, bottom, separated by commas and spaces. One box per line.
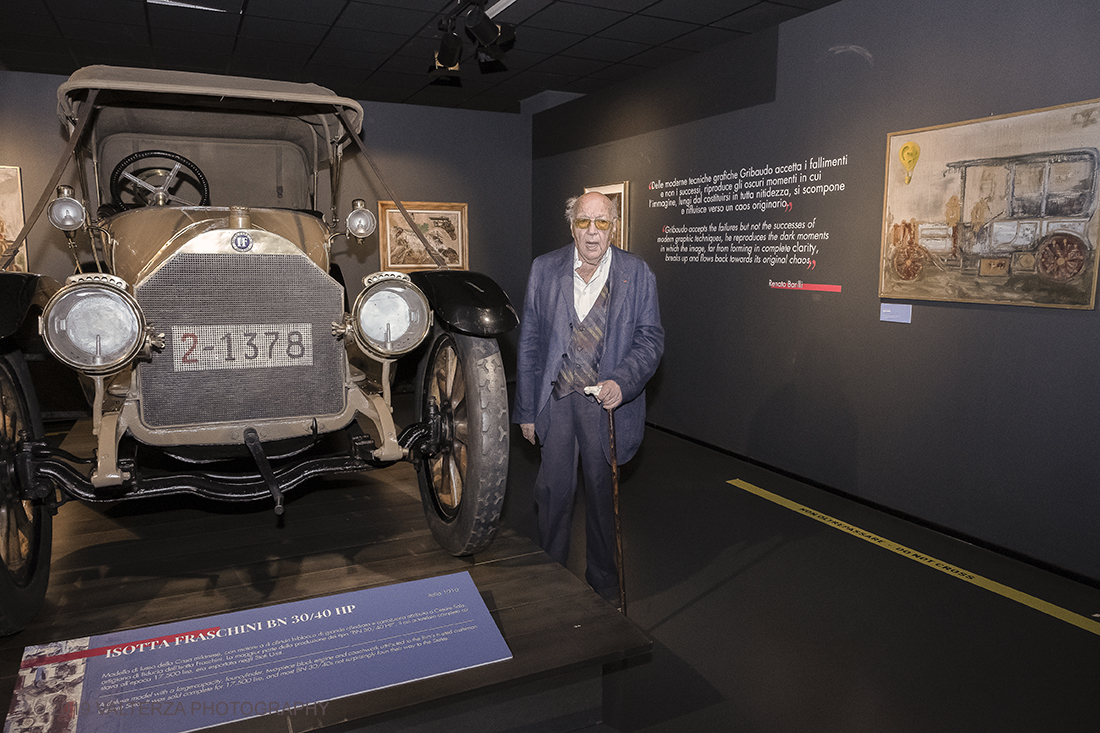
145, 0, 229, 12
464, 5, 500, 47
437, 26, 464, 69
429, 16, 463, 86
429, 1, 517, 82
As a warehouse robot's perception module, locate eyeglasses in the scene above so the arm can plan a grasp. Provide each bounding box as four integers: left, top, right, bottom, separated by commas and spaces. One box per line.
573, 217, 612, 231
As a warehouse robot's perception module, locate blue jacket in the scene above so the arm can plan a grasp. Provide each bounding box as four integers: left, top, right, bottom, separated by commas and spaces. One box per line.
514, 244, 664, 463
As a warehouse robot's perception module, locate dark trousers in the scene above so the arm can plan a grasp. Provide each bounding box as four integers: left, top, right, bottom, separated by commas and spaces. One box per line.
535, 391, 618, 600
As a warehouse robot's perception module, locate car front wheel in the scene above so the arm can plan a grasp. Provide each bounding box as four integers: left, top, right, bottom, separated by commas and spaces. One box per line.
0, 349, 52, 634
415, 331, 508, 556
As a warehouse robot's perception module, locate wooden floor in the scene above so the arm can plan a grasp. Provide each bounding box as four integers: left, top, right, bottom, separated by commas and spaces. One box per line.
0, 421, 649, 730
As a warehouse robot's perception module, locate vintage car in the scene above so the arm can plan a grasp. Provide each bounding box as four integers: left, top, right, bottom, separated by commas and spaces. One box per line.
889, 149, 1098, 283
0, 66, 517, 634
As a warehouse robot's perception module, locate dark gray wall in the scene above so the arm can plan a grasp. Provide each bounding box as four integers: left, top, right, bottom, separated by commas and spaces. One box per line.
532, 26, 778, 158
344, 100, 531, 358
532, 0, 1100, 582
0, 72, 82, 276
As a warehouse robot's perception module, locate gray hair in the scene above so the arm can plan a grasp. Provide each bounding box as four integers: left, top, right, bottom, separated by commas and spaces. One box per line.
564, 192, 620, 224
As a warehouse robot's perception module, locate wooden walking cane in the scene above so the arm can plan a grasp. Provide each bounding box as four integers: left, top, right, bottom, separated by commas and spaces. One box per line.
608, 407, 626, 615
586, 385, 626, 614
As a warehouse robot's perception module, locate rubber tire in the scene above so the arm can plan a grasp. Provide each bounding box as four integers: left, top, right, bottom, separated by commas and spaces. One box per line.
415, 330, 508, 556
0, 349, 52, 635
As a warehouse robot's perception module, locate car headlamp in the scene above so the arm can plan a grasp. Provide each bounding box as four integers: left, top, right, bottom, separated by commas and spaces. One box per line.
46, 185, 86, 232
351, 272, 432, 359
41, 274, 146, 375
346, 199, 377, 242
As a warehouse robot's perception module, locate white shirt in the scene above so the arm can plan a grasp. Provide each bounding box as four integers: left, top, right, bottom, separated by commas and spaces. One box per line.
573, 245, 613, 320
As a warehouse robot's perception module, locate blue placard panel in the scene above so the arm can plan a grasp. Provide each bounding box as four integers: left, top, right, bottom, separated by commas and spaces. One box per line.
7, 571, 511, 732
879, 302, 913, 323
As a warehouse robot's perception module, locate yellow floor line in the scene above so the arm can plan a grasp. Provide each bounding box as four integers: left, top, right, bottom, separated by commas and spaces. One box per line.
729, 478, 1100, 637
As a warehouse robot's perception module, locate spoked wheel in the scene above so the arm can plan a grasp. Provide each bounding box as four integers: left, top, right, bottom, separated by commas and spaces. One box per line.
415, 331, 508, 556
1037, 233, 1087, 282
893, 244, 924, 281
0, 350, 52, 634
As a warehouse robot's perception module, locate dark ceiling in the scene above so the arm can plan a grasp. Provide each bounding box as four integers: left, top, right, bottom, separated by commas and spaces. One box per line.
4, 0, 840, 113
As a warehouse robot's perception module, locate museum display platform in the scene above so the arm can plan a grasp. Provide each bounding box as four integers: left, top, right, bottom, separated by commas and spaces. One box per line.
0, 420, 650, 732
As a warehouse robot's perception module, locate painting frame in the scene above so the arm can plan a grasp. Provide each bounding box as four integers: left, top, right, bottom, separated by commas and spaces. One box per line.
378, 200, 468, 271
584, 181, 629, 251
879, 97, 1100, 309
0, 166, 26, 273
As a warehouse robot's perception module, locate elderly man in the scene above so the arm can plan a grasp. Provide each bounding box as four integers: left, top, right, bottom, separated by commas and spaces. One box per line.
514, 191, 664, 604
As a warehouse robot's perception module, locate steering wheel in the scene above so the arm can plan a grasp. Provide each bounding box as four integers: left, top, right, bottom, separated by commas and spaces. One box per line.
109, 150, 210, 208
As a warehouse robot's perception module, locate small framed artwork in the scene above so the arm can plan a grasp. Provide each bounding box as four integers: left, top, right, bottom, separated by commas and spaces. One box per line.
0, 166, 26, 272
584, 181, 629, 251
378, 200, 468, 271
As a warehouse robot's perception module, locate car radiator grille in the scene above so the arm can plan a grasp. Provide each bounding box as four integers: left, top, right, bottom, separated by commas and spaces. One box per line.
135, 252, 346, 429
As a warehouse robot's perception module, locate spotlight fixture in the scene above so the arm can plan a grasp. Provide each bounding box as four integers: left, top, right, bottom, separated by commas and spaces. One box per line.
464, 5, 500, 47
429, 20, 463, 86
428, 1, 517, 83
436, 27, 463, 68
465, 5, 515, 60
429, 53, 462, 86
494, 22, 517, 55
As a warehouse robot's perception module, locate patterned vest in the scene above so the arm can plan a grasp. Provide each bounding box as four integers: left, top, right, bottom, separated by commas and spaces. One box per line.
553, 281, 610, 399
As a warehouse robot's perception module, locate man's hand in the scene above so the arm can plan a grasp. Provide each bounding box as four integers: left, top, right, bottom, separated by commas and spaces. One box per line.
594, 379, 622, 410
521, 423, 536, 444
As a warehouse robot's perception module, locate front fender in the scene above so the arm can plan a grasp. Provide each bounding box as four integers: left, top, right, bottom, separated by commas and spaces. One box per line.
0, 273, 46, 341
409, 270, 518, 337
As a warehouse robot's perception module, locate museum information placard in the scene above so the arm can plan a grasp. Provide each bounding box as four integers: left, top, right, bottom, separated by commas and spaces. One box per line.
6, 572, 510, 733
